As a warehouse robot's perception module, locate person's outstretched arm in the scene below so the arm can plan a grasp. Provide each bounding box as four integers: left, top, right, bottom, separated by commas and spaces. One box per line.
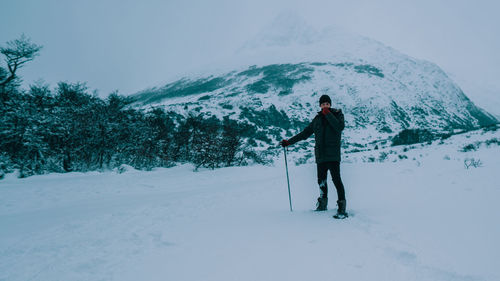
281, 120, 314, 147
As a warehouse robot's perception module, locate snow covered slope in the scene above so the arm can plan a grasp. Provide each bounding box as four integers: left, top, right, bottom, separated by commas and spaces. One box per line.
132, 13, 497, 149
1, 125, 499, 280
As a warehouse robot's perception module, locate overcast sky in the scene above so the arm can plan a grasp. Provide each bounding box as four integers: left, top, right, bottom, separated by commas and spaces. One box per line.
1, 0, 499, 97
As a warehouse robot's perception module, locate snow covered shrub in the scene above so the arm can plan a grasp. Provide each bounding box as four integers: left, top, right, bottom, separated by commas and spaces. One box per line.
116, 164, 136, 174
461, 143, 478, 152
461, 138, 499, 153
398, 154, 408, 160
378, 151, 389, 162
443, 155, 451, 160
485, 138, 500, 147
233, 149, 272, 167
464, 158, 482, 169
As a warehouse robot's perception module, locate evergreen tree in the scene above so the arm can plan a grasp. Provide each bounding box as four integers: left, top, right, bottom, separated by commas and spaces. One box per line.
220, 116, 241, 167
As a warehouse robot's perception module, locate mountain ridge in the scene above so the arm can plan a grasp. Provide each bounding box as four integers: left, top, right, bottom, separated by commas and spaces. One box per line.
130, 14, 497, 154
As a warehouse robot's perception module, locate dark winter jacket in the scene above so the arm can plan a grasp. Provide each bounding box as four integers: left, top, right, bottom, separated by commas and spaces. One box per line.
288, 109, 345, 163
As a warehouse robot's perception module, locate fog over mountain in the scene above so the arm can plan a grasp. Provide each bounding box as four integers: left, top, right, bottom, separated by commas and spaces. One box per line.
2, 1, 500, 111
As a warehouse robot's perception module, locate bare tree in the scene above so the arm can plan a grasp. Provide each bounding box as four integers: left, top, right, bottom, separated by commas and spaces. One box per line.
0, 34, 42, 87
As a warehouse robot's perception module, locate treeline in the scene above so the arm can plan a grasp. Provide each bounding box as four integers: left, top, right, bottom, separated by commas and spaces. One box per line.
0, 82, 269, 178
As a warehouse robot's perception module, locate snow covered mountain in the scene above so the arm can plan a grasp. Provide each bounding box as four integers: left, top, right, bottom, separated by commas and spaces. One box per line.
131, 13, 497, 150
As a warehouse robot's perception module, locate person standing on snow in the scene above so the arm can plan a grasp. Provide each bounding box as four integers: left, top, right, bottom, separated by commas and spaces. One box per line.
280, 94, 348, 219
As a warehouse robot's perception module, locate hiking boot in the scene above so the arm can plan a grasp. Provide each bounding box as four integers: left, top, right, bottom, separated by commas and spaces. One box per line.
315, 197, 328, 211
333, 200, 348, 219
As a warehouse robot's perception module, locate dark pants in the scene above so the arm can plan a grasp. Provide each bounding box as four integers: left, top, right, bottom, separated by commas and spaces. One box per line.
317, 161, 346, 201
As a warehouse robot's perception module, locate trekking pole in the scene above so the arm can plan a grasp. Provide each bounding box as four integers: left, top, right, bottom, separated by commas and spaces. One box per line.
283, 147, 293, 212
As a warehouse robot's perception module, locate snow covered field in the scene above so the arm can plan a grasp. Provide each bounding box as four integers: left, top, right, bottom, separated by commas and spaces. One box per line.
1, 128, 499, 281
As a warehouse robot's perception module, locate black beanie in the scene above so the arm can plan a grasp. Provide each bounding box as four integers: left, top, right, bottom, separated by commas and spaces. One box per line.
319, 95, 331, 106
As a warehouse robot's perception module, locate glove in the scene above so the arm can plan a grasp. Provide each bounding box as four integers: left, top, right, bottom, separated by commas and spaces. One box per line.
280, 139, 290, 147
321, 107, 330, 115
